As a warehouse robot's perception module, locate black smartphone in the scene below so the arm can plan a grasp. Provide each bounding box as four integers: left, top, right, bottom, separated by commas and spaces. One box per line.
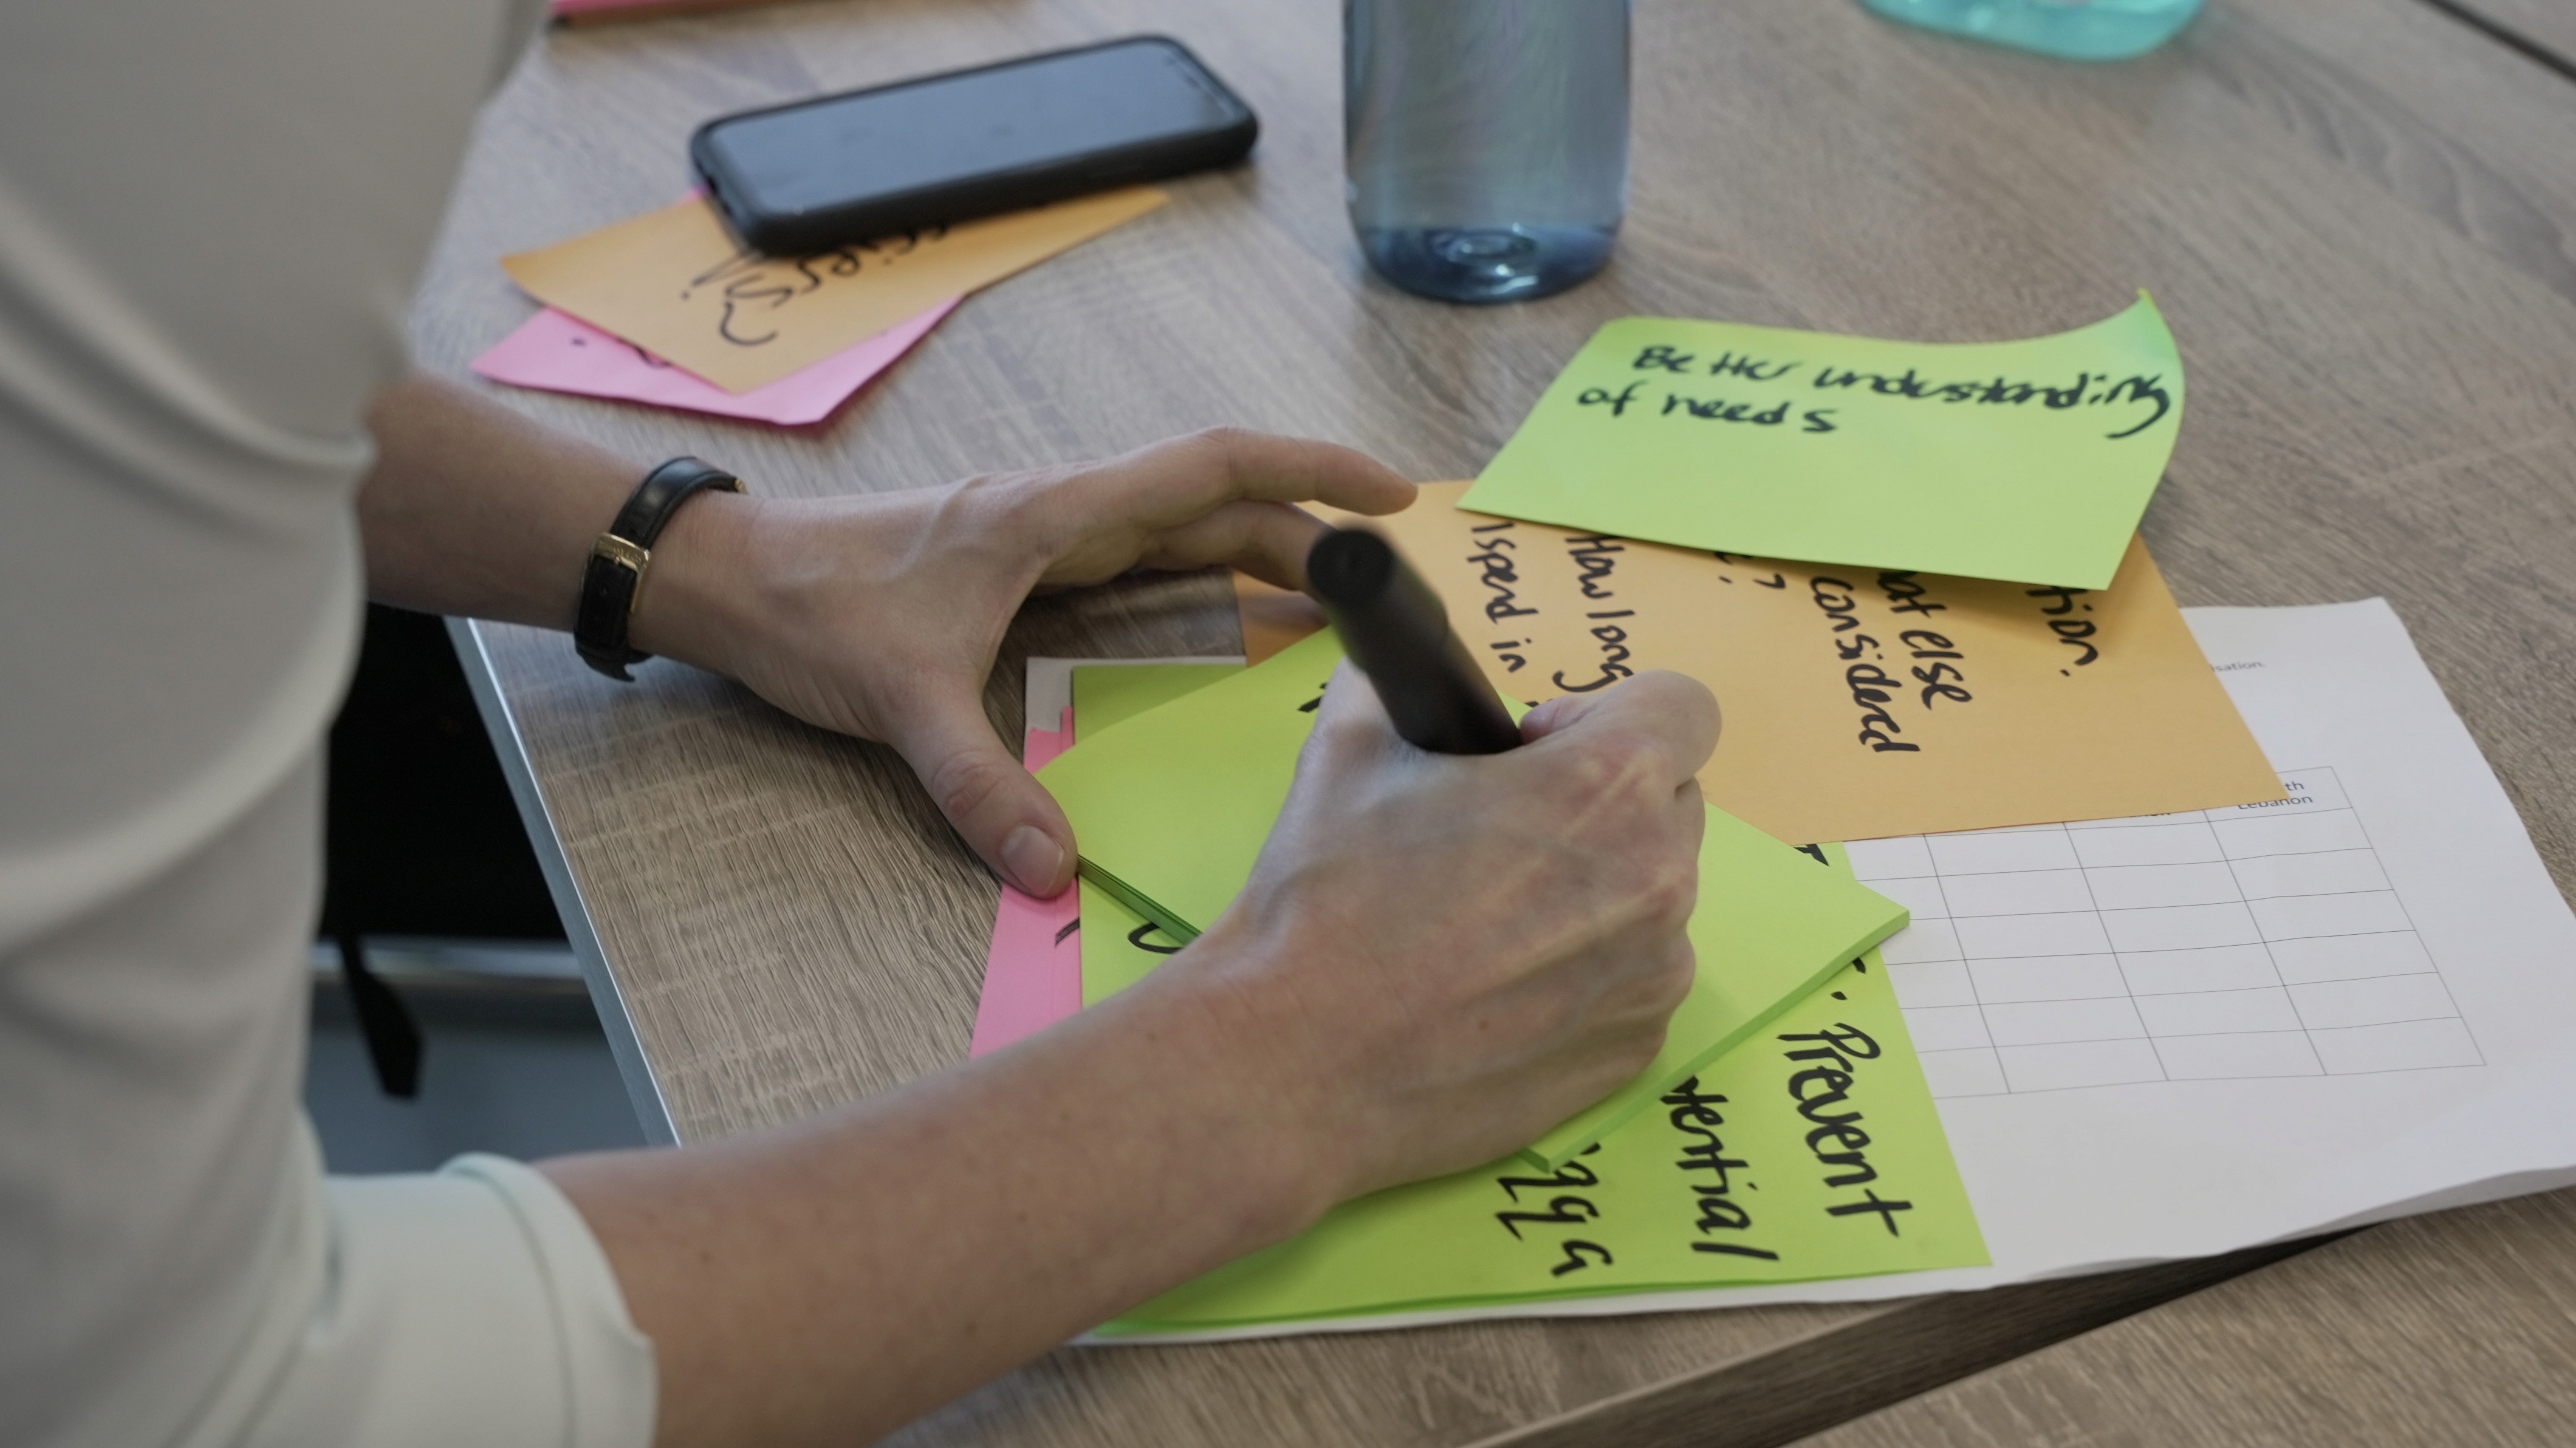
690, 35, 1257, 255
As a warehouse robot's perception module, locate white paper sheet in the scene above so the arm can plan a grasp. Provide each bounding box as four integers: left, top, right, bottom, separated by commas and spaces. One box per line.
1086, 599, 2576, 1342
1871, 598, 2576, 1286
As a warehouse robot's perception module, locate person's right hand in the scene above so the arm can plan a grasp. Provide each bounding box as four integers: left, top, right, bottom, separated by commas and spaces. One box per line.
1159, 661, 1721, 1203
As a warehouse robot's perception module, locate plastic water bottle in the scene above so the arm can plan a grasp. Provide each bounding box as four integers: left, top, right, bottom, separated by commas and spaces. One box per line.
1345, 0, 1631, 304
1861, 0, 2202, 61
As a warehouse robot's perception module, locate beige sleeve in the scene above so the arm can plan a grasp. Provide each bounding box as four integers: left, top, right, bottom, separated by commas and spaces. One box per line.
210, 1152, 657, 1448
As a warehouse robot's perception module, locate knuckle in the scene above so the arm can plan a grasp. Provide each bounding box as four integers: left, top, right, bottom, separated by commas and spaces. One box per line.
1619, 1017, 1672, 1074
1655, 944, 1699, 1012
1606, 671, 1719, 753
1590, 734, 1670, 810
1310, 682, 1377, 743
1552, 736, 1628, 797
950, 468, 1029, 518
1314, 709, 1375, 754
1174, 425, 1259, 481
926, 748, 1014, 822
1641, 855, 1699, 928
949, 471, 1049, 549
1186, 423, 1259, 453
1293, 707, 1388, 787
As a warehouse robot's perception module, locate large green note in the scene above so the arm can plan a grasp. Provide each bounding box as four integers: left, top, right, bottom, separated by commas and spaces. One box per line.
1462, 294, 2184, 589
1087, 889, 1984, 1334
1040, 630, 1910, 1167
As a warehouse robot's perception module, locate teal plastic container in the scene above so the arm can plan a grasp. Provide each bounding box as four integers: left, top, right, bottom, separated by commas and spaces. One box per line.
1862, 0, 2202, 60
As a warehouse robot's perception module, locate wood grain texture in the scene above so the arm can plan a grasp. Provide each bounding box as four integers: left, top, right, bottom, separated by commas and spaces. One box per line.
1793, 1187, 2576, 1448
2411, 0, 2576, 77
1468, 1240, 2324, 1448
406, 0, 2576, 1441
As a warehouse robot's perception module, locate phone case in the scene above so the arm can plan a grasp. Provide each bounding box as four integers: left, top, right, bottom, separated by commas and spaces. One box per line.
689, 35, 1257, 256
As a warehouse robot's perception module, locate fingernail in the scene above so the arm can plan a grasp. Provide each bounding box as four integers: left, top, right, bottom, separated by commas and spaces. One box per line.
1003, 825, 1067, 895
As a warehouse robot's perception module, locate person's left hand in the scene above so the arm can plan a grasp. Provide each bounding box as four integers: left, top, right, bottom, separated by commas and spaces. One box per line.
634, 428, 1414, 896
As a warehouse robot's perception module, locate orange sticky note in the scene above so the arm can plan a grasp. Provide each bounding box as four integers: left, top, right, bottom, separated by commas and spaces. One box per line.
1238, 482, 2283, 844
500, 188, 1167, 394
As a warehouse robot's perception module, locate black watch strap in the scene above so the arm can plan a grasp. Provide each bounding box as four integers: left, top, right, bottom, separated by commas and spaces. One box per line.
575, 456, 744, 680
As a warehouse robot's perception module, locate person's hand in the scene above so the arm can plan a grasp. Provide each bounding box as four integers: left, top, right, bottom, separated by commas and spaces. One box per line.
635, 429, 1414, 896
1149, 664, 1721, 1199
536, 663, 1714, 1448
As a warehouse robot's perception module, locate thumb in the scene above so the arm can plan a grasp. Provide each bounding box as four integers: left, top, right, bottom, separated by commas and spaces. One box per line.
1518, 688, 1611, 744
893, 694, 1077, 898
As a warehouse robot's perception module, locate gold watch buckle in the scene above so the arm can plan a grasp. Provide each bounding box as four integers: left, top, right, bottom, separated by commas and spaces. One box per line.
591, 532, 653, 615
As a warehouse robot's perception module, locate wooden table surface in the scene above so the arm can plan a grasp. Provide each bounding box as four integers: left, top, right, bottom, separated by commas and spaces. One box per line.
2434, 0, 2576, 75
408, 0, 2576, 1443
1798, 1192, 2576, 1447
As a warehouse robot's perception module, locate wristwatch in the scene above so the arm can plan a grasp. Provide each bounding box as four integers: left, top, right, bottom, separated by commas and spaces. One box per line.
574, 456, 744, 680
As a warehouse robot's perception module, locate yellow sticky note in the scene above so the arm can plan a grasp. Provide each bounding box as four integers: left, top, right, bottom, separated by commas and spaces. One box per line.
499, 188, 1167, 393
1464, 296, 2184, 589
1235, 483, 2283, 845
1040, 630, 1909, 1167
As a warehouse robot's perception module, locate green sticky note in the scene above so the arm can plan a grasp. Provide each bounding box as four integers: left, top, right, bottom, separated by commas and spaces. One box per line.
1066, 657, 1226, 1005
1072, 662, 1244, 740
1081, 876, 1185, 1007
1096, 938, 1987, 1335
1049, 637, 1343, 948
1462, 294, 2184, 589
1042, 629, 1911, 1167
1071, 659, 1241, 999
1067, 661, 1253, 956
1070, 662, 1247, 1006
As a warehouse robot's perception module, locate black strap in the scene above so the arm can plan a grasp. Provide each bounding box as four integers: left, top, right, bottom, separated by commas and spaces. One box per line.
336, 930, 423, 1098
575, 457, 744, 680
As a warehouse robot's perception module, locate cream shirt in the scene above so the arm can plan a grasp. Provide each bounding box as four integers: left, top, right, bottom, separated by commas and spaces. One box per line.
1, 2, 655, 1444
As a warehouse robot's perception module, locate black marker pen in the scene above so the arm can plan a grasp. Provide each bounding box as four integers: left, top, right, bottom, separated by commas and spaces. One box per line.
1305, 527, 1521, 756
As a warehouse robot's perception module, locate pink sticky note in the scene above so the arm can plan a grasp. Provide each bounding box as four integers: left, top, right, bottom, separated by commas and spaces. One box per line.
968, 710, 1085, 1057
470, 299, 958, 426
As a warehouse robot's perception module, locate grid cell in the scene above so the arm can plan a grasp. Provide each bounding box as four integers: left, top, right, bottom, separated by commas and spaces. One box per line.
2082, 861, 2242, 911
2154, 1031, 2325, 1080
2252, 890, 2413, 941
1984, 997, 2146, 1047
2071, 822, 2228, 868
2119, 943, 2283, 995
1928, 830, 2081, 875
2134, 986, 2303, 1036
1880, 918, 1964, 966
2289, 973, 2459, 1030
2216, 810, 2370, 859
2230, 849, 2389, 900
1903, 1005, 1995, 1051
1998, 1039, 2166, 1091
1941, 869, 2096, 918
1846, 835, 1936, 880
1955, 910, 2115, 959
1968, 953, 2127, 1003
2311, 1018, 2481, 1074
2266, 931, 2434, 985
1917, 1049, 2009, 1097
1865, 874, 1951, 921
1886, 959, 1978, 1009
2102, 901, 2264, 954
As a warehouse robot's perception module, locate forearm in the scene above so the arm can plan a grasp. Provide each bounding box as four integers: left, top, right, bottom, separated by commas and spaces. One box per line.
540, 962, 1341, 1448
355, 373, 752, 660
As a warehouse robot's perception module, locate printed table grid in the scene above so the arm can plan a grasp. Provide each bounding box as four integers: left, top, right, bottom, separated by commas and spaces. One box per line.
1851, 767, 2483, 1097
